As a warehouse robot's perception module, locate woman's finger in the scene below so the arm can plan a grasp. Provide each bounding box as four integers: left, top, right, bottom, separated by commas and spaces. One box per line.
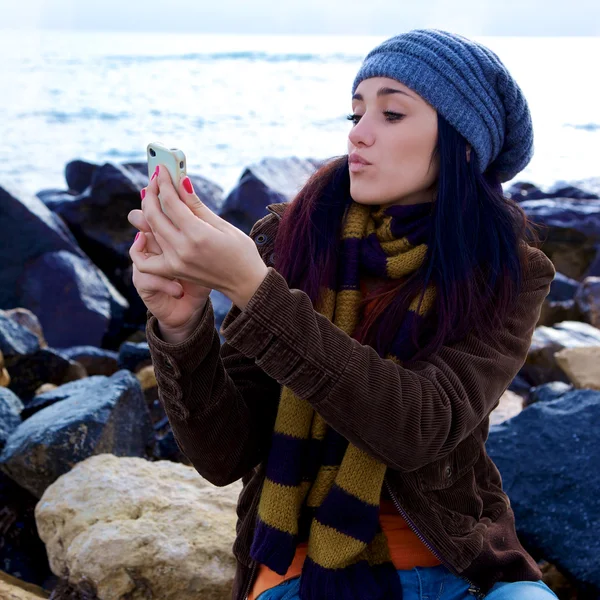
132, 263, 183, 298
127, 208, 151, 233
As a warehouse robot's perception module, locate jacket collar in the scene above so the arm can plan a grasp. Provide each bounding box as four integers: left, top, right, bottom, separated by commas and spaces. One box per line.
266, 202, 289, 220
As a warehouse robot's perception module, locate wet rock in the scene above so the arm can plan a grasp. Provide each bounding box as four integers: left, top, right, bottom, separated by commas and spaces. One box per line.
0, 184, 129, 349
117, 341, 151, 373
220, 157, 321, 234
522, 321, 600, 386
0, 370, 152, 498
36, 454, 241, 600
574, 276, 600, 328
65, 159, 98, 194
59, 346, 119, 377
526, 381, 574, 407
487, 389, 600, 596
0, 388, 24, 451
519, 198, 600, 280
554, 347, 600, 390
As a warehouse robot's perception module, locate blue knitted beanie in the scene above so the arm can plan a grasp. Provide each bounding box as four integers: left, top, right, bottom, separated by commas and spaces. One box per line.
352, 29, 533, 183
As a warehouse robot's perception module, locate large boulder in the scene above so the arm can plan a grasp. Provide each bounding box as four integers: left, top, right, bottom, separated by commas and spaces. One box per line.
0, 370, 152, 498
220, 157, 321, 234
0, 184, 128, 349
487, 389, 600, 596
519, 198, 600, 280
554, 346, 600, 390
0, 387, 24, 451
36, 454, 242, 600
0, 570, 49, 599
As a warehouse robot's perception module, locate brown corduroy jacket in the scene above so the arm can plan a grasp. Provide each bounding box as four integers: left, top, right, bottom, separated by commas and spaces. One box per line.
145, 202, 556, 600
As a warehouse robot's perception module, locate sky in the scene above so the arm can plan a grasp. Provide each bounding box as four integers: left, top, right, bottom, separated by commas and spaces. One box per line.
2, 0, 599, 35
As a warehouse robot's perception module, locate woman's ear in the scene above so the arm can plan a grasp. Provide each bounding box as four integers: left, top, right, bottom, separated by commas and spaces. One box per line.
466, 144, 472, 163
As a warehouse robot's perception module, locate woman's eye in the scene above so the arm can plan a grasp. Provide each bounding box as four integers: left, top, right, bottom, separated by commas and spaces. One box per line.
346, 111, 405, 125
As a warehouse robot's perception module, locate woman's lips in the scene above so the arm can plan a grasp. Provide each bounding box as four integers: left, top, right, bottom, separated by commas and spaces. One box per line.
349, 161, 371, 172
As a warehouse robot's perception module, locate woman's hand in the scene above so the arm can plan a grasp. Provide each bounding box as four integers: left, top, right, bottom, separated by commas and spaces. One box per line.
129, 227, 212, 337
130, 164, 269, 310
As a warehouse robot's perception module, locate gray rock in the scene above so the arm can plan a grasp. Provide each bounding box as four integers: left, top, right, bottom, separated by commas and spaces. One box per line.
487, 389, 600, 595
0, 388, 24, 451
118, 341, 151, 372
0, 183, 129, 348
548, 272, 579, 302
523, 321, 600, 386
526, 381, 574, 407
519, 198, 600, 280
59, 345, 119, 376
220, 157, 321, 234
0, 370, 153, 498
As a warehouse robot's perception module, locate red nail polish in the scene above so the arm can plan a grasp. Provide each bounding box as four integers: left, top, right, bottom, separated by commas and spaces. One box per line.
140, 188, 146, 200
135, 232, 140, 242
182, 176, 194, 194
151, 171, 157, 181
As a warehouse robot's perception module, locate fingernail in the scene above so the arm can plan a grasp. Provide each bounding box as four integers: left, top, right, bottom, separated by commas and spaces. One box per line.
140, 188, 146, 200
155, 165, 160, 175
182, 176, 194, 194
135, 232, 140, 242
150, 171, 157, 181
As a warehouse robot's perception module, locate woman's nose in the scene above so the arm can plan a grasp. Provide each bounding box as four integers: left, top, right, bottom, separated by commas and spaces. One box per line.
348, 117, 375, 148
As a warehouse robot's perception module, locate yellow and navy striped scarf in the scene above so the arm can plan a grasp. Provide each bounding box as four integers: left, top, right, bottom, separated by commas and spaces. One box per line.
250, 200, 436, 599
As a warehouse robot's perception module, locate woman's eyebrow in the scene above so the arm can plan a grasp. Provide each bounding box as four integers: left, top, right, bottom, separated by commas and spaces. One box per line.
352, 87, 415, 101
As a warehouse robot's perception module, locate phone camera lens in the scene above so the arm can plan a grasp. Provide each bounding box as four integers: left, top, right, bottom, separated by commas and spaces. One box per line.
179, 161, 184, 168
149, 149, 156, 157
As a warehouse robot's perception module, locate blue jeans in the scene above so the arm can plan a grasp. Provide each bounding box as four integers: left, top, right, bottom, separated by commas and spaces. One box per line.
255, 564, 559, 599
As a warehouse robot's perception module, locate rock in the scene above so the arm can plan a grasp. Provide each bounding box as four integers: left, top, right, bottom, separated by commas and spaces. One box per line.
522, 320, 600, 386
135, 365, 164, 427
36, 454, 242, 600
505, 180, 600, 201
0, 349, 11, 388
20, 376, 106, 420
19, 250, 128, 349
0, 370, 153, 498
0, 569, 49, 599
0, 183, 129, 349
59, 346, 119, 377
220, 157, 321, 234
5, 347, 87, 403
65, 159, 98, 193
34, 384, 57, 396
489, 390, 523, 425
537, 298, 581, 328
505, 181, 546, 201
486, 389, 600, 596
0, 388, 24, 451
526, 381, 574, 407
554, 347, 600, 390
507, 373, 532, 400
519, 198, 600, 280
548, 272, 580, 302
117, 341, 151, 373
35, 189, 79, 211
574, 276, 600, 328
3, 309, 47, 348
0, 471, 53, 589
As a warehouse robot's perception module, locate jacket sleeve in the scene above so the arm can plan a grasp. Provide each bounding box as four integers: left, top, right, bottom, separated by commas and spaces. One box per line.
145, 228, 281, 487
220, 249, 556, 473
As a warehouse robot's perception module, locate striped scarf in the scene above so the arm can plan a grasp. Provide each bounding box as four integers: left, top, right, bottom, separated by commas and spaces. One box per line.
250, 199, 436, 600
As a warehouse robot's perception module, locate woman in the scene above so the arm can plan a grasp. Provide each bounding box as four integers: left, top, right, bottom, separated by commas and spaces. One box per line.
129, 29, 558, 600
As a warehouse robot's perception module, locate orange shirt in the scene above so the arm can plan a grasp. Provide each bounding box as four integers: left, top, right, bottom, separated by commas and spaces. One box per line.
248, 498, 440, 600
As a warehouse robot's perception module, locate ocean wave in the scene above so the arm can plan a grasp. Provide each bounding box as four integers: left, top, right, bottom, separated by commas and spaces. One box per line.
17, 109, 133, 123
103, 51, 362, 64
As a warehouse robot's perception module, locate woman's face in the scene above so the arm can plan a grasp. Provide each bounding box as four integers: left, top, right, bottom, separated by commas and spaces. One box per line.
347, 77, 439, 207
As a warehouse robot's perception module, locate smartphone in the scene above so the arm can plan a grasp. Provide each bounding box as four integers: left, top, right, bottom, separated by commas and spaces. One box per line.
146, 142, 187, 213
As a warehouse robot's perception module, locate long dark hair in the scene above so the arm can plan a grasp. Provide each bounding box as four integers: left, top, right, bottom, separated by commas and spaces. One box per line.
273, 113, 543, 363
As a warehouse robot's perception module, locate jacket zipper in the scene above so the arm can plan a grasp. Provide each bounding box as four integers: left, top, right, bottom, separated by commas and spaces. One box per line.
384, 478, 486, 599
243, 559, 258, 600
